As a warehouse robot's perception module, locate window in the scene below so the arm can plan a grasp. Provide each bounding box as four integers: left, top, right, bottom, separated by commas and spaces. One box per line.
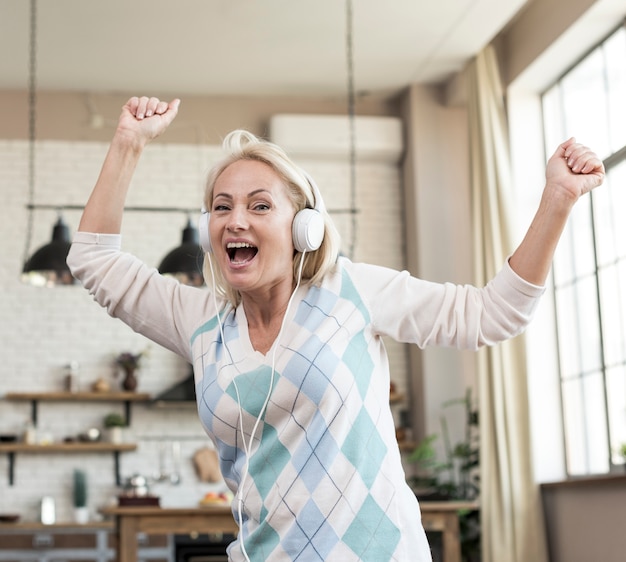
542, 23, 626, 476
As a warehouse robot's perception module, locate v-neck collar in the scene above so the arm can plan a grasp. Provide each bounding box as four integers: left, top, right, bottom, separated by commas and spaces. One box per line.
235, 285, 307, 362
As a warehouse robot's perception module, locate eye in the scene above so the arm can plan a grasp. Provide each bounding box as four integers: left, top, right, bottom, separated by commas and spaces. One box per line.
253, 202, 270, 212
212, 204, 230, 212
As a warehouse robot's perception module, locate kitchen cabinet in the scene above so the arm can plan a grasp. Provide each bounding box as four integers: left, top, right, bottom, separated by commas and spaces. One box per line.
0, 522, 114, 562
1, 392, 151, 486
0, 522, 171, 562
100, 507, 236, 562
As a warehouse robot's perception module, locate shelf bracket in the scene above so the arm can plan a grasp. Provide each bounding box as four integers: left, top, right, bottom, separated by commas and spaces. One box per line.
114, 451, 122, 486
124, 401, 132, 426
31, 400, 39, 426
8, 451, 15, 486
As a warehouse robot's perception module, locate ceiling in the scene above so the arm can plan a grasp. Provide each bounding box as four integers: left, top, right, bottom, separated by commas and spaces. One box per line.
0, 0, 530, 98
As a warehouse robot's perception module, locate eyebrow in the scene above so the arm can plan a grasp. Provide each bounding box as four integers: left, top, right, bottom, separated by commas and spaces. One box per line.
213, 189, 271, 201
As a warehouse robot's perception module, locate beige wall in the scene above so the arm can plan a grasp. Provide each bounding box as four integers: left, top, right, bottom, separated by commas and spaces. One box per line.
399, 83, 474, 448
0, 90, 401, 144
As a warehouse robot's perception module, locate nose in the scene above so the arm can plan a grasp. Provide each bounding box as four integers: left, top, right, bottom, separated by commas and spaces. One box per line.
226, 207, 248, 232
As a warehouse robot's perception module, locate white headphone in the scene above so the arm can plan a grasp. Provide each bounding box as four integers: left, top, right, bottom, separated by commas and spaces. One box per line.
198, 171, 326, 254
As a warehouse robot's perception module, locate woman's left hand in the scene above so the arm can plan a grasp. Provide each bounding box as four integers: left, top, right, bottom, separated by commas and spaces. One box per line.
545, 137, 605, 203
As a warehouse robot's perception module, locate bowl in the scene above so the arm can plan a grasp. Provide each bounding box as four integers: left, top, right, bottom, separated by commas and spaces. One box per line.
78, 428, 101, 442
0, 434, 17, 443
0, 514, 20, 523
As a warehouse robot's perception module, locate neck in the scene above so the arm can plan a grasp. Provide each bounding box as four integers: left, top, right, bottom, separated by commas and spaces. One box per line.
241, 286, 293, 329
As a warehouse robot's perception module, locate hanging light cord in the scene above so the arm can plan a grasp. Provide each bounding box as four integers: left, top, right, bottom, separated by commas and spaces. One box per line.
22, 0, 37, 268
345, 0, 357, 260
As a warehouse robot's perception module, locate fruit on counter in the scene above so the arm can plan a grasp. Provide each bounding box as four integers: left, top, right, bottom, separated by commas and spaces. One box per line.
199, 491, 231, 506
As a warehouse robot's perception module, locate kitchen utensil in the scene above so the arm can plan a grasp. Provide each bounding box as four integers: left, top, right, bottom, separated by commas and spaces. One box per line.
122, 473, 150, 497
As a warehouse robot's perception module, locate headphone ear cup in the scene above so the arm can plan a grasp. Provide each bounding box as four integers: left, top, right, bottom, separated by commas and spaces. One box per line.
198, 211, 212, 253
292, 208, 324, 252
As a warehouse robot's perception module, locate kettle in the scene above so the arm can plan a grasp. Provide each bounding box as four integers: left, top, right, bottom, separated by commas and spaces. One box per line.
122, 473, 150, 497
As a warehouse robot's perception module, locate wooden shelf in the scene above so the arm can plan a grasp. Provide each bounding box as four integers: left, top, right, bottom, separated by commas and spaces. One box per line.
5, 391, 151, 426
5, 391, 151, 402
3, 392, 148, 487
0, 442, 137, 487
0, 443, 137, 453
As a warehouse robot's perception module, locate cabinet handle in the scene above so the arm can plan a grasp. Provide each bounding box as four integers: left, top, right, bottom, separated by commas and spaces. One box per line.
32, 533, 54, 548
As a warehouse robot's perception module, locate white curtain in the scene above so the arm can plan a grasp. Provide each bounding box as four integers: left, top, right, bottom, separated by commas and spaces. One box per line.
466, 45, 548, 562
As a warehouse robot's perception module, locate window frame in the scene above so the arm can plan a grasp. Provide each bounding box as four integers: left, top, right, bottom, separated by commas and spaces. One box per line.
541, 20, 626, 477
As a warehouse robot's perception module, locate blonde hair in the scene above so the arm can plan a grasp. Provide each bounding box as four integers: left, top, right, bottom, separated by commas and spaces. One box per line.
203, 130, 341, 307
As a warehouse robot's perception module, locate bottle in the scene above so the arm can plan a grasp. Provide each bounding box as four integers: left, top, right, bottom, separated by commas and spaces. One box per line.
23, 419, 36, 445
64, 361, 80, 393
41, 496, 55, 524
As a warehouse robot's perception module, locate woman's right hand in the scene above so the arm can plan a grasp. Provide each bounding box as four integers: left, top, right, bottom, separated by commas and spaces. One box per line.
76, 96, 181, 234
116, 96, 181, 144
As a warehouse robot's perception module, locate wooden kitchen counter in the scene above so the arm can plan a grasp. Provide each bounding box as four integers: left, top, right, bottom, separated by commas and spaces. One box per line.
421, 501, 480, 562
101, 506, 237, 562
101, 501, 478, 562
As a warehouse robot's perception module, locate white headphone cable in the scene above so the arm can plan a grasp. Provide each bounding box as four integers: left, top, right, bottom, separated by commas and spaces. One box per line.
207, 249, 307, 562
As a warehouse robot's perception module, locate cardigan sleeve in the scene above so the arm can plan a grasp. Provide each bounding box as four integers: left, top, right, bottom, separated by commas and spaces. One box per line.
345, 258, 545, 350
66, 231, 214, 360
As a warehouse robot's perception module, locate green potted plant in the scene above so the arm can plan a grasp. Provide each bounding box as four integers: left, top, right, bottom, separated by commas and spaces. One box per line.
103, 412, 126, 444
73, 469, 88, 523
409, 388, 481, 562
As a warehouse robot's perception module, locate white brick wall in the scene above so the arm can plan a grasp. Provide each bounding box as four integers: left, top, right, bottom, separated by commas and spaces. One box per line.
0, 135, 408, 521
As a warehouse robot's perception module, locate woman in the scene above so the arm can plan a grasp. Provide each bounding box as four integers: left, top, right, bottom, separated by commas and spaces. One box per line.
67, 96, 604, 562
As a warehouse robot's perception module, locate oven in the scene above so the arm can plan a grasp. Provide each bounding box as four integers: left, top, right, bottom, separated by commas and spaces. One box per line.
174, 532, 235, 562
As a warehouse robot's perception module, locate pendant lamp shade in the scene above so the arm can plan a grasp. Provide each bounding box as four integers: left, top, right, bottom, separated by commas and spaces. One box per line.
22, 215, 76, 287
158, 219, 205, 287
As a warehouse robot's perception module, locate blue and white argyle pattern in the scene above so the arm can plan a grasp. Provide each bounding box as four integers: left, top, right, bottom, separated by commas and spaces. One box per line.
194, 266, 420, 561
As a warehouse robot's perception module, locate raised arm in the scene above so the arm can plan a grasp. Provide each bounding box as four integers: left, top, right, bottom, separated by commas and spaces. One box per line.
509, 137, 605, 285
78, 96, 180, 234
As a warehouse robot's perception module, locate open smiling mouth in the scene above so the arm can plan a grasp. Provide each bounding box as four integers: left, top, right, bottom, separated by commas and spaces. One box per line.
227, 242, 258, 264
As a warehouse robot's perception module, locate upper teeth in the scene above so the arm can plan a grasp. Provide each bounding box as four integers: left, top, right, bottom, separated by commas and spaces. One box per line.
227, 242, 254, 248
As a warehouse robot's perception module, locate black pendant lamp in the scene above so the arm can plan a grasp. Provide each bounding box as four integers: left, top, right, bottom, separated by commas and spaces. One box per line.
21, 0, 75, 287
158, 218, 205, 287
22, 214, 75, 286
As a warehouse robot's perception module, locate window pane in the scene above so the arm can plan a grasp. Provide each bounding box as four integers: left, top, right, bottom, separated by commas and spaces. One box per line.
606, 365, 626, 465
553, 194, 595, 284
599, 261, 626, 366
562, 372, 609, 475
561, 49, 611, 158
562, 377, 586, 475
604, 28, 626, 152
594, 162, 626, 266
584, 372, 610, 474
555, 276, 602, 377
542, 86, 566, 152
